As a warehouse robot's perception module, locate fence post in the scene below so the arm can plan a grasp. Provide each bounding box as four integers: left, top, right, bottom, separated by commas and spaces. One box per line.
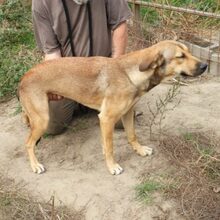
133, 0, 141, 21
132, 0, 141, 34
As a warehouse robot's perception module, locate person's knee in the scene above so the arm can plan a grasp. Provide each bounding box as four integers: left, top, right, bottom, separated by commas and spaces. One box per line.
46, 123, 66, 135
47, 99, 77, 135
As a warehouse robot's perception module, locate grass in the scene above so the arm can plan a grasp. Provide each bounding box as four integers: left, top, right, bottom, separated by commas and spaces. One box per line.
136, 132, 220, 219
183, 131, 216, 157
141, 0, 219, 12
158, 132, 220, 219
0, 0, 41, 100
181, 132, 220, 183
140, 0, 220, 28
130, 0, 220, 46
0, 174, 85, 220
135, 180, 164, 204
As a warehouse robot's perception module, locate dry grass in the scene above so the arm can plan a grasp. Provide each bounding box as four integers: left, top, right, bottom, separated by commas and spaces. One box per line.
0, 175, 85, 220
159, 132, 220, 220
128, 3, 220, 52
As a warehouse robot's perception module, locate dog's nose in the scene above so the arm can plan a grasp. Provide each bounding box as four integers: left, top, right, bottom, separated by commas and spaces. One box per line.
200, 63, 208, 72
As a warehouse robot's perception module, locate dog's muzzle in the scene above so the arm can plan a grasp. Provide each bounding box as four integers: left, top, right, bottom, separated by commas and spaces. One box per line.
181, 62, 208, 77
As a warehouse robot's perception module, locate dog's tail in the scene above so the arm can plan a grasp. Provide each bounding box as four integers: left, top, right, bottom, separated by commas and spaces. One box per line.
16, 88, 20, 101
17, 85, 30, 126
16, 83, 29, 126
21, 109, 30, 126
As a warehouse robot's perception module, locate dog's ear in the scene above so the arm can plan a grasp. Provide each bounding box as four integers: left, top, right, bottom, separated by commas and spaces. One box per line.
162, 47, 176, 60
139, 53, 164, 72
139, 46, 177, 72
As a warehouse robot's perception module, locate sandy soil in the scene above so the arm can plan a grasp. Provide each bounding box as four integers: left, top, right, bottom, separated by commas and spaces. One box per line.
1, 76, 220, 220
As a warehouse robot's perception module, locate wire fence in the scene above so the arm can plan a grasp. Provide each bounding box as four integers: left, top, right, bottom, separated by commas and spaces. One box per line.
128, 0, 220, 75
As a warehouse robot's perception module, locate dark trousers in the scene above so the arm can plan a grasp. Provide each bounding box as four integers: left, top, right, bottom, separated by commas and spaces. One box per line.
47, 98, 78, 135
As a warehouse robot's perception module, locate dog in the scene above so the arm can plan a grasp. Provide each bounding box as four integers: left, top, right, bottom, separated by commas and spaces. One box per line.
18, 40, 207, 175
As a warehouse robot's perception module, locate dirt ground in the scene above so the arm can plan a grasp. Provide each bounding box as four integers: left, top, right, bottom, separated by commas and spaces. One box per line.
1, 76, 220, 220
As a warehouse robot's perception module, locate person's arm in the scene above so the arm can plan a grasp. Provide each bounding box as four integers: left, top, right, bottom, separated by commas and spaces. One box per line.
105, 0, 131, 58
111, 22, 128, 58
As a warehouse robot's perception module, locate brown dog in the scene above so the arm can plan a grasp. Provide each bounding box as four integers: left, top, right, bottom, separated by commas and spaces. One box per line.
18, 40, 207, 175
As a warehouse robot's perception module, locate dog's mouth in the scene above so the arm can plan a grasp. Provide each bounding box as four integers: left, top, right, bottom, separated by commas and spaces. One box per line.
180, 71, 189, 77
180, 71, 196, 78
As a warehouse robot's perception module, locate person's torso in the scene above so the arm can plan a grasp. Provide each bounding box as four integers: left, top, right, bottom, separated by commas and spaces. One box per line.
44, 0, 111, 57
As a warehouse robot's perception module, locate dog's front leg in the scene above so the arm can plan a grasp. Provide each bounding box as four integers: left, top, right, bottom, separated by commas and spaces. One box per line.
98, 113, 123, 175
122, 108, 153, 156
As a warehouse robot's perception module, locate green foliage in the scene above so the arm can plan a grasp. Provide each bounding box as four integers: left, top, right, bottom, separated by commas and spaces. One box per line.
0, 0, 40, 99
137, 0, 220, 29
140, 7, 160, 26
182, 132, 220, 181
183, 132, 214, 153
183, 132, 195, 141
135, 180, 164, 203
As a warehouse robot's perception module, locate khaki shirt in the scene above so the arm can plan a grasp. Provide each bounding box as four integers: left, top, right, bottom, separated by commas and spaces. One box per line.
32, 0, 131, 57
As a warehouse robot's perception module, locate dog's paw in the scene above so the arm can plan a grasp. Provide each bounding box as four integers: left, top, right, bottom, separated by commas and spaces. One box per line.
31, 163, 46, 174
137, 146, 153, 156
108, 163, 124, 175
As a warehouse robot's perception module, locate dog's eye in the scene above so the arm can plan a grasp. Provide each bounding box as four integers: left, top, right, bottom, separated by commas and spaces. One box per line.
176, 53, 185, 59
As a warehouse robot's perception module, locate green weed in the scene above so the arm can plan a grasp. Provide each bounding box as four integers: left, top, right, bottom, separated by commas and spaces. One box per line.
183, 132, 195, 141
135, 180, 164, 203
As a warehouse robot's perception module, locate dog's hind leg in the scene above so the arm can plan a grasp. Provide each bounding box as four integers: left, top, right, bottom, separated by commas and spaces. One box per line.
25, 113, 49, 173
122, 107, 153, 156
21, 109, 30, 126
22, 97, 49, 174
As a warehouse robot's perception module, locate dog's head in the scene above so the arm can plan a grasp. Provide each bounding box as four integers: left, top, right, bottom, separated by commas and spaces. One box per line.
139, 40, 208, 81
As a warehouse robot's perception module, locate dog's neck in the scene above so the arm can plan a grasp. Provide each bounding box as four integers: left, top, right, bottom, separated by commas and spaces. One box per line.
125, 66, 154, 95
119, 48, 165, 95
146, 67, 165, 91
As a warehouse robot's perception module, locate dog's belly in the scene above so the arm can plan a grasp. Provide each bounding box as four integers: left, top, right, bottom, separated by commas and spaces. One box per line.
83, 102, 101, 111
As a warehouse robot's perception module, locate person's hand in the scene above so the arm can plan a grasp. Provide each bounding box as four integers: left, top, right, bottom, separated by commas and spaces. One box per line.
48, 93, 63, 101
